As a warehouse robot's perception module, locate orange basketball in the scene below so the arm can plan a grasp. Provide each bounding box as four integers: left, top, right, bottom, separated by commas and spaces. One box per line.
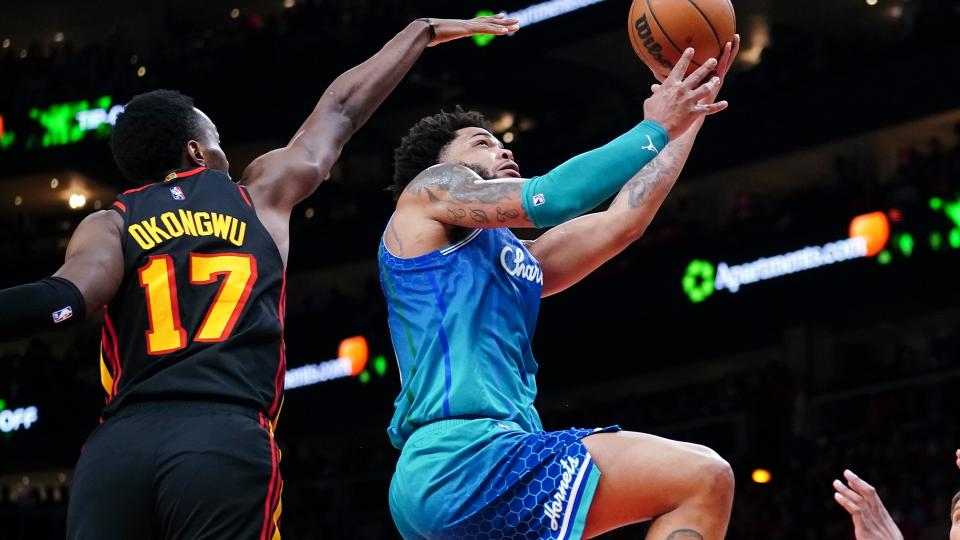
628, 0, 736, 78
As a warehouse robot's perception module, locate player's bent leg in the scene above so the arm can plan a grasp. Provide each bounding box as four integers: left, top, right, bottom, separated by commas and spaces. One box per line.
581, 431, 734, 540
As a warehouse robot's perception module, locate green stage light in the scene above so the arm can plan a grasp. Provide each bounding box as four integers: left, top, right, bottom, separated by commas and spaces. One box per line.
359, 370, 371, 384
897, 233, 914, 257
877, 250, 892, 265
930, 231, 943, 250
951, 228, 960, 249
930, 197, 943, 211
373, 355, 388, 377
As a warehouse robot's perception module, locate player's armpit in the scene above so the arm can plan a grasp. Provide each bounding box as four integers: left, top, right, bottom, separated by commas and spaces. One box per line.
53, 209, 125, 314
400, 163, 535, 229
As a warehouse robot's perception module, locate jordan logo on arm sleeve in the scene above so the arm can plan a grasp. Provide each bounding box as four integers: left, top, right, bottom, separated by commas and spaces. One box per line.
641, 135, 660, 154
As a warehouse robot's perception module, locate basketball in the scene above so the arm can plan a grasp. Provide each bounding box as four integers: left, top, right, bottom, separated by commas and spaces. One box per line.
628, 0, 736, 78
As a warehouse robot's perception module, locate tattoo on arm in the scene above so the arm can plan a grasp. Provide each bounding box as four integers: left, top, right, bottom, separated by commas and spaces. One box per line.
615, 136, 692, 209
665, 530, 704, 540
496, 206, 520, 222
407, 164, 529, 222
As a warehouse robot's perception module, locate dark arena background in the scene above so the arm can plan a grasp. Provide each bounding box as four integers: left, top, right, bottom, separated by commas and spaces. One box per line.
2, 0, 960, 538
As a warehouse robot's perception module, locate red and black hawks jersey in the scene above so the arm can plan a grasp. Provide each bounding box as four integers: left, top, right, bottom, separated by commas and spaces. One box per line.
101, 166, 286, 420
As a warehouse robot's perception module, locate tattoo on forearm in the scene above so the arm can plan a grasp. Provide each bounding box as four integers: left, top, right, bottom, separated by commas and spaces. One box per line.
470, 209, 489, 223
447, 207, 467, 222
617, 138, 692, 209
665, 530, 703, 540
496, 206, 520, 223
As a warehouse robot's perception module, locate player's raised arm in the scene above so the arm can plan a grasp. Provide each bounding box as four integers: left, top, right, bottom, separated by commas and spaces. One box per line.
241, 15, 520, 214
833, 470, 904, 540
399, 48, 726, 231
526, 36, 739, 296
0, 210, 124, 341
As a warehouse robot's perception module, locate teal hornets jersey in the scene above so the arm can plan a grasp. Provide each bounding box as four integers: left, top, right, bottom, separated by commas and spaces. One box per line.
379, 225, 545, 449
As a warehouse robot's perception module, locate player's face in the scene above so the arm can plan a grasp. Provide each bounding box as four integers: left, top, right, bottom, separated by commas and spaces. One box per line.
192, 108, 230, 176
441, 127, 519, 179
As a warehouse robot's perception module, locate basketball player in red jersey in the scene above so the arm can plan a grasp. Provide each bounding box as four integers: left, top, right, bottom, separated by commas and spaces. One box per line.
0, 15, 518, 540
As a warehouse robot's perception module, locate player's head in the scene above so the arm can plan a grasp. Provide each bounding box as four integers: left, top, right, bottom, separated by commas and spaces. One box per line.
111, 89, 229, 183
951, 490, 960, 540
391, 107, 517, 201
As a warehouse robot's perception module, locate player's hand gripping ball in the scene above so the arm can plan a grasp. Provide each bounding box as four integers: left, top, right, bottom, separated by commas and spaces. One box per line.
628, 0, 736, 78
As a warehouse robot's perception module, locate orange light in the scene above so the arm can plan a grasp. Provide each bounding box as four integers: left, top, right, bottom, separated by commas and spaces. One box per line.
849, 211, 890, 257
339, 336, 369, 376
0, 114, 4, 138
751, 468, 772, 484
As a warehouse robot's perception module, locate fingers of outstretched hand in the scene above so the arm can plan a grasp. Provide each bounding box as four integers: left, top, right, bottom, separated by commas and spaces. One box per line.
683, 57, 719, 89
834, 490, 862, 518
476, 14, 519, 24
666, 48, 695, 82
473, 21, 518, 34
651, 83, 662, 93
698, 100, 728, 115
834, 478, 864, 505
690, 76, 720, 101
716, 42, 733, 75
844, 470, 878, 498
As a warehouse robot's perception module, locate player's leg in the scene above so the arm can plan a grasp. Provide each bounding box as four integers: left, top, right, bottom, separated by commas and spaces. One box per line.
66, 415, 159, 540
153, 403, 281, 540
582, 430, 734, 540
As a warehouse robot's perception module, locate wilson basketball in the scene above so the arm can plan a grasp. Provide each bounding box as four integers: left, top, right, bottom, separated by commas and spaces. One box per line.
628, 0, 736, 78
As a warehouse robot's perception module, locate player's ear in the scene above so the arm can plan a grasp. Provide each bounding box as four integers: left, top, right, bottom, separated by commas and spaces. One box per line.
186, 140, 206, 167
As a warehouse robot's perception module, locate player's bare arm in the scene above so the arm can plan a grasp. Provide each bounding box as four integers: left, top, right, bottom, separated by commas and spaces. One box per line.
0, 210, 124, 341
401, 164, 533, 228
528, 36, 739, 297
240, 16, 519, 219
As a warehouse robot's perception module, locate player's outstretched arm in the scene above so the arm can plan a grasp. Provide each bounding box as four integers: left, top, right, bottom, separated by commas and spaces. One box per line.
400, 48, 728, 232
241, 15, 519, 215
833, 470, 904, 540
526, 36, 738, 297
0, 210, 123, 341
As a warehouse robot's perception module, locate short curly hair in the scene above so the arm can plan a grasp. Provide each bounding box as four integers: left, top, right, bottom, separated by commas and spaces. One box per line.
390, 107, 492, 200
110, 89, 205, 183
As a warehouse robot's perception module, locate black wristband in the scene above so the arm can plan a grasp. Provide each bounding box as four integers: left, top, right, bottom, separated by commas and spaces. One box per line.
0, 276, 86, 342
416, 18, 436, 42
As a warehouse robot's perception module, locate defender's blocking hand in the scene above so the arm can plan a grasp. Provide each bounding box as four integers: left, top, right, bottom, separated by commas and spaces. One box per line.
425, 14, 520, 47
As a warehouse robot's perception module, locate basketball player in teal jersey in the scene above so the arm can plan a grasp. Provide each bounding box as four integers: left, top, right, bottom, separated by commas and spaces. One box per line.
380, 39, 740, 540
0, 15, 518, 540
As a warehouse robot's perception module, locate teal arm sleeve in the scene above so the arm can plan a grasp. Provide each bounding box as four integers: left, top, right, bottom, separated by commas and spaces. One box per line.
520, 119, 669, 227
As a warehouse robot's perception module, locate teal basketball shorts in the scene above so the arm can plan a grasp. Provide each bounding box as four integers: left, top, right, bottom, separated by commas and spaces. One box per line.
389, 418, 621, 540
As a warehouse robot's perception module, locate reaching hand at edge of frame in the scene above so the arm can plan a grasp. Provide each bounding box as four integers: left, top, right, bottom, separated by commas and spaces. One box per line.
833, 469, 904, 540
427, 14, 520, 47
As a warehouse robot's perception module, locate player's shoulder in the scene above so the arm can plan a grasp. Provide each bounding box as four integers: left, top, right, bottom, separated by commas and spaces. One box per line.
77, 209, 124, 237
